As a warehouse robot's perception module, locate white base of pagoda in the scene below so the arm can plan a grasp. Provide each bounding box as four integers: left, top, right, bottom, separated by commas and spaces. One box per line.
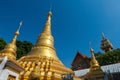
0, 69, 19, 80
0, 56, 19, 80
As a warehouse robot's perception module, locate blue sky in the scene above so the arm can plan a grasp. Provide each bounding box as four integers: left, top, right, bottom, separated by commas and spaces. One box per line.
0, 0, 120, 67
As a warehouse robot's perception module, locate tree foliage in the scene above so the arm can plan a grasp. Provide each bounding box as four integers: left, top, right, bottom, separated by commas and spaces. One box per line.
95, 49, 120, 66
0, 38, 6, 50
16, 40, 33, 59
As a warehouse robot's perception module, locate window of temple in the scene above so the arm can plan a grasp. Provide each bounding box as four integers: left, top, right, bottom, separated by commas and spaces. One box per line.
7, 75, 16, 80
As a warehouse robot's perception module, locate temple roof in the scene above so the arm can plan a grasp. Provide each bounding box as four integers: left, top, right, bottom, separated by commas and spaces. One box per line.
71, 51, 88, 66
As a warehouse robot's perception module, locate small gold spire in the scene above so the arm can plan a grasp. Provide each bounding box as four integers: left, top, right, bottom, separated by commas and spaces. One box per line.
42, 10, 52, 34
90, 48, 100, 71
0, 21, 22, 60
11, 21, 22, 44
86, 48, 104, 79
90, 48, 95, 59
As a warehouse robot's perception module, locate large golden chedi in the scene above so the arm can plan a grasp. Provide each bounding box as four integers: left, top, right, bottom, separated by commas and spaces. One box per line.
17, 11, 74, 80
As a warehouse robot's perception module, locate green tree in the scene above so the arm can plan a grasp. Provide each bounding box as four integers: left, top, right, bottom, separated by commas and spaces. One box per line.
16, 40, 33, 59
0, 38, 6, 51
95, 51, 102, 57
96, 49, 120, 66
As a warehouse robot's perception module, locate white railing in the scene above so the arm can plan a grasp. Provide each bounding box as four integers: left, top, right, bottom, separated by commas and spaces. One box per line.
74, 63, 120, 77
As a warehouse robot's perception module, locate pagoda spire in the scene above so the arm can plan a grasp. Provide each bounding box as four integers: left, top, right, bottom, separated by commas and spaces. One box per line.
28, 10, 56, 59
0, 21, 22, 60
100, 32, 113, 52
34, 10, 54, 49
42, 10, 52, 35
102, 32, 105, 40
90, 48, 100, 70
11, 21, 22, 45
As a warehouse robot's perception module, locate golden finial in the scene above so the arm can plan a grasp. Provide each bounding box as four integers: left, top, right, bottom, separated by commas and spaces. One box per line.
89, 41, 95, 57
90, 48, 95, 58
90, 47, 96, 60
46, 5, 52, 24
48, 4, 52, 17
48, 11, 52, 21
15, 21, 22, 35
89, 41, 96, 58
11, 21, 22, 44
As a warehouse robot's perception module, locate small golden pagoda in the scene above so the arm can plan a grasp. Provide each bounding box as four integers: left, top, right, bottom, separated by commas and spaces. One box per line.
85, 48, 104, 80
0, 22, 24, 80
0, 22, 22, 60
17, 11, 74, 80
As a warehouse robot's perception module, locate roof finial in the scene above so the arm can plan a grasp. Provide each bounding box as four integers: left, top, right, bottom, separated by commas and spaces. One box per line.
89, 41, 94, 53
89, 41, 92, 49
89, 42, 95, 58
11, 21, 22, 44
19, 21, 22, 30
90, 48, 94, 56
50, 4, 52, 12
102, 32, 105, 40
15, 21, 22, 35
48, 5, 52, 18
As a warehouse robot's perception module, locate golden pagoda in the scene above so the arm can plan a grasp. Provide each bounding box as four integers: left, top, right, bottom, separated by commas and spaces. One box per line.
85, 48, 104, 80
17, 11, 74, 80
0, 21, 24, 80
0, 21, 22, 60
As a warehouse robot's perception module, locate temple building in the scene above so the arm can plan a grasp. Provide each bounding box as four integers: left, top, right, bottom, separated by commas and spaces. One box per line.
1, 7, 118, 80
100, 32, 114, 53
0, 22, 24, 80
71, 51, 90, 71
